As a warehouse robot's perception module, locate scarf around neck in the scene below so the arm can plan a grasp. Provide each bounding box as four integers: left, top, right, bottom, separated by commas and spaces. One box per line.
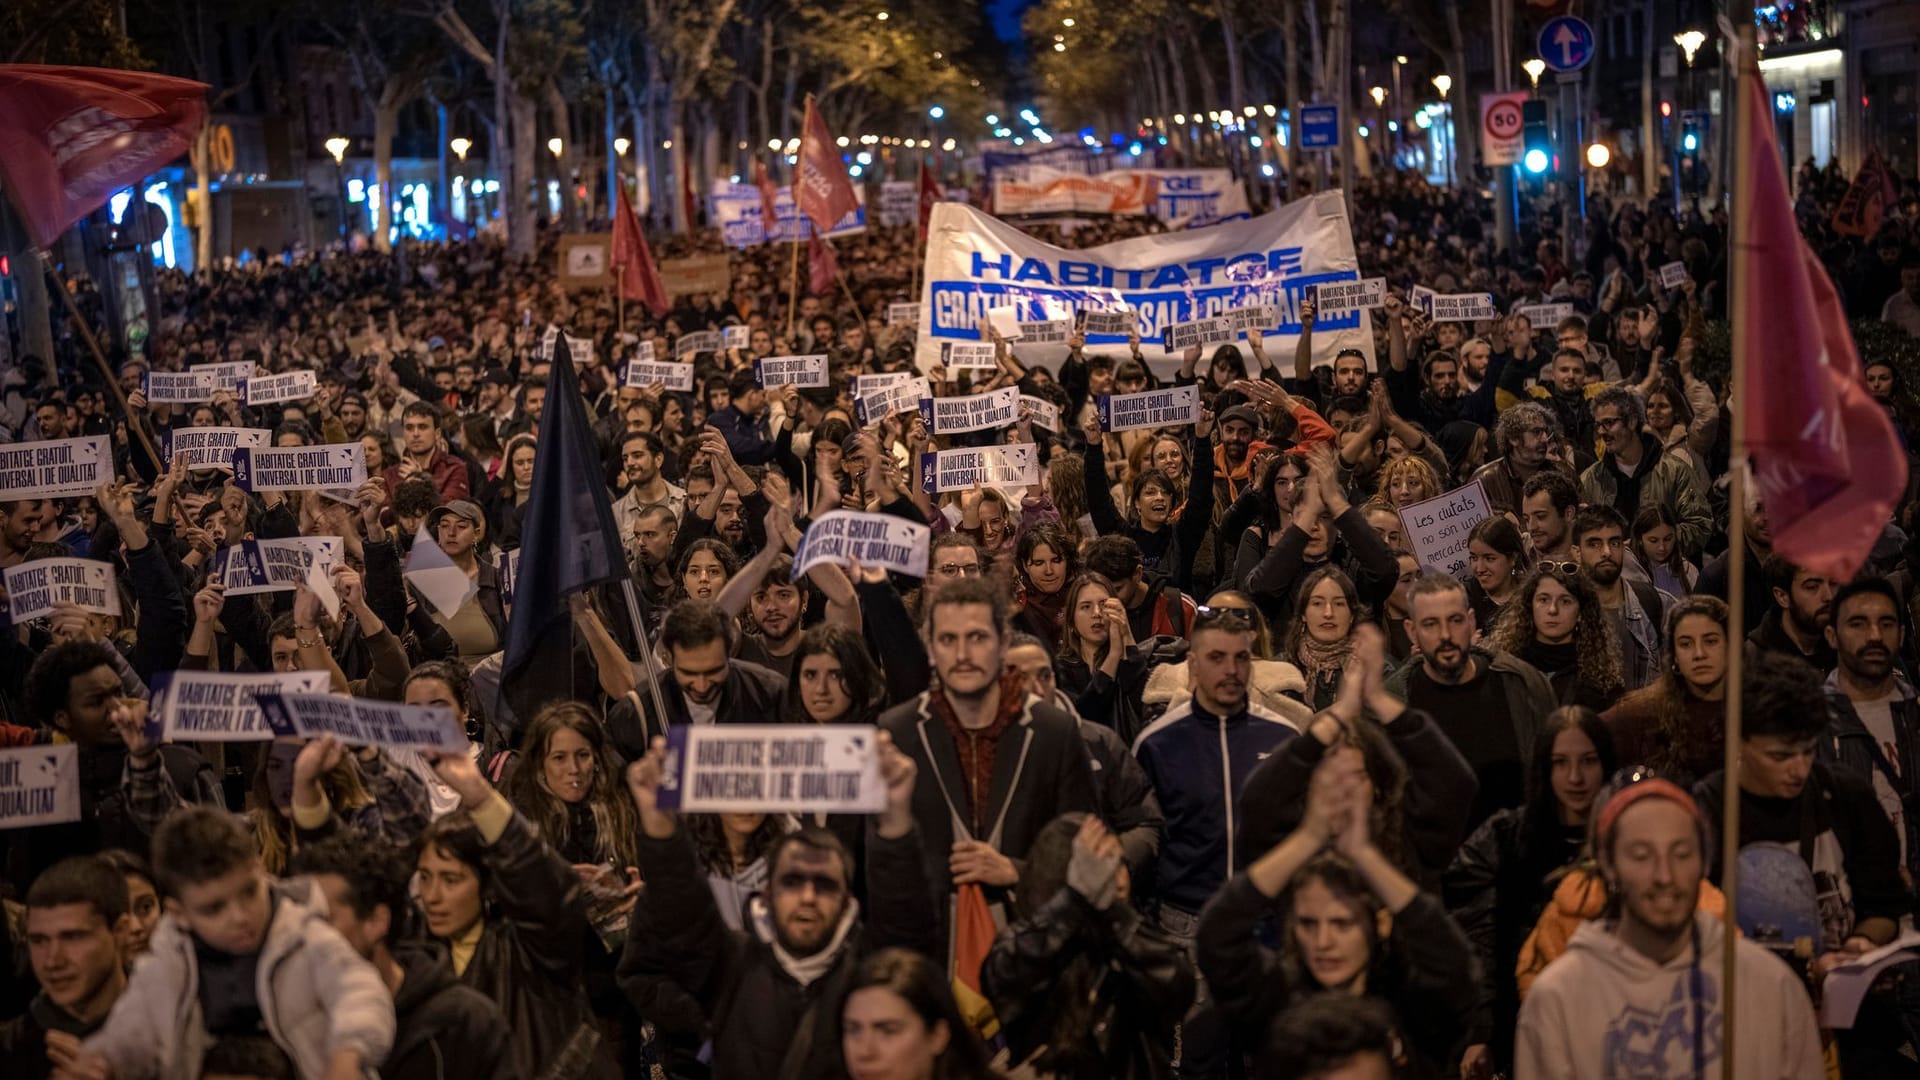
1295, 634, 1353, 693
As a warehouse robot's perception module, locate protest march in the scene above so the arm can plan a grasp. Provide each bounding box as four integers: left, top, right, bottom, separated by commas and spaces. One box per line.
6, 12, 1920, 1080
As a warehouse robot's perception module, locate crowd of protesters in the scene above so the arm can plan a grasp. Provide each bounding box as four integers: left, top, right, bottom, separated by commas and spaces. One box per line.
0, 158, 1918, 1080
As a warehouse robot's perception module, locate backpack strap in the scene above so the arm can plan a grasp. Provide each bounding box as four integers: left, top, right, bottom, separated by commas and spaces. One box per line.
1166, 587, 1186, 639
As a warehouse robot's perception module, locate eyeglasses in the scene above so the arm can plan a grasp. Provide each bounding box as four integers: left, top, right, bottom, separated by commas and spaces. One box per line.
933, 563, 981, 578
1193, 605, 1255, 630
1538, 560, 1581, 576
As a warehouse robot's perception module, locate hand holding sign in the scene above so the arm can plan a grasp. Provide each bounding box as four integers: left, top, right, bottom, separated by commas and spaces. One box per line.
428, 746, 494, 810
625, 736, 676, 839
108, 698, 155, 764
294, 735, 349, 811
876, 730, 917, 840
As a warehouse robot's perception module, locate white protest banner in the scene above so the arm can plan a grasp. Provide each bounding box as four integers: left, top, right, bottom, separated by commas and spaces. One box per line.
1312, 277, 1387, 314
1659, 261, 1688, 289
241, 370, 318, 405
886, 302, 920, 327
656, 724, 887, 814
754, 355, 829, 388
1517, 302, 1575, 330
723, 325, 750, 351
254, 692, 468, 754
209, 543, 268, 594
197, 360, 255, 392
792, 510, 930, 579
939, 342, 998, 371
624, 359, 695, 392
158, 670, 330, 741
304, 557, 340, 620
565, 335, 595, 367
991, 167, 1161, 218
985, 305, 1024, 340
1162, 316, 1236, 355
404, 524, 477, 618
1428, 293, 1498, 322
231, 443, 367, 493
539, 325, 560, 361
674, 330, 723, 359
1410, 284, 1437, 313
161, 427, 270, 471
253, 537, 343, 589
1222, 304, 1279, 334
630, 339, 657, 362
0, 437, 112, 500
0, 745, 80, 829
708, 181, 867, 247
919, 444, 1041, 492
918, 194, 1374, 377
1020, 395, 1062, 431
1077, 308, 1138, 336
4, 558, 119, 623
142, 370, 214, 404
1017, 319, 1072, 344
1397, 479, 1492, 583
878, 180, 918, 227
496, 548, 522, 608
1098, 385, 1201, 433
919, 386, 1021, 434
854, 377, 931, 427
851, 371, 915, 398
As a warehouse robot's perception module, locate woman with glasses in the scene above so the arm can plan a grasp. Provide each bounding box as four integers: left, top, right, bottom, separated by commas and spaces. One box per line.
1445, 707, 1618, 1077
1488, 566, 1627, 712
1465, 517, 1532, 632
1599, 595, 1730, 787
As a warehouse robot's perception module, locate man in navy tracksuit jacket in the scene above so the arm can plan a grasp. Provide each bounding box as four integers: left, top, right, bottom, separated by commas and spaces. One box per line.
1131, 609, 1298, 1074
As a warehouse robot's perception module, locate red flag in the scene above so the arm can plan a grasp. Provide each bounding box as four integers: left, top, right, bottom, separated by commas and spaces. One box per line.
917, 160, 943, 235
1831, 147, 1897, 239
0, 65, 207, 249
808, 232, 838, 296
752, 158, 780, 236
611, 179, 669, 317
678, 154, 698, 236
1739, 62, 1906, 582
795, 98, 857, 236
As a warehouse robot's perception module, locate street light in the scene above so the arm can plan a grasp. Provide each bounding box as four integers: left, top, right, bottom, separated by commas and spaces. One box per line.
1522, 58, 1546, 90
1431, 76, 1454, 190
547, 137, 563, 158
1673, 30, 1706, 67
613, 137, 630, 156
1432, 74, 1452, 98
928, 105, 945, 120
448, 137, 471, 162
1369, 86, 1386, 107
324, 137, 350, 241
324, 136, 350, 165
1586, 142, 1612, 168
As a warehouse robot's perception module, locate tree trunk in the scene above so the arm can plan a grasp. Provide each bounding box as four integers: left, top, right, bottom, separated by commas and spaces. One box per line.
1444, 0, 1474, 190
669, 103, 690, 234
755, 17, 773, 155
194, 118, 214, 270
1640, 0, 1657, 197
373, 94, 400, 252
1219, 3, 1247, 117
508, 90, 537, 256
1283, 0, 1300, 182
547, 85, 578, 230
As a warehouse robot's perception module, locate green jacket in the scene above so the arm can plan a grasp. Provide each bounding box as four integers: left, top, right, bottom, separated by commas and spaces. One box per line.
1578, 434, 1714, 557
1385, 646, 1559, 766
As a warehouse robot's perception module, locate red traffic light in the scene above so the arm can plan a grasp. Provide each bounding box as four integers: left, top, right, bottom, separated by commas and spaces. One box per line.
1660, 101, 1672, 117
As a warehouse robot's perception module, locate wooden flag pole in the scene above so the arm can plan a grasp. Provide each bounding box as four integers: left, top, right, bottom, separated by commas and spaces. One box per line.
616, 264, 625, 335
785, 234, 802, 342
36, 251, 165, 474
829, 236, 867, 331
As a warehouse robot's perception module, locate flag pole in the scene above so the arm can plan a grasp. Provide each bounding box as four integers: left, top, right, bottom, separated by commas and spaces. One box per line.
34, 250, 165, 474
616, 265, 625, 335
910, 157, 924, 301
618, 577, 671, 734
830, 236, 867, 331
786, 233, 801, 343
1721, 21, 1758, 1080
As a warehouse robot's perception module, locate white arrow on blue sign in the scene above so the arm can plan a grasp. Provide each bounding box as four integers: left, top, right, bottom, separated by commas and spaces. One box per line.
1300, 104, 1340, 149
1538, 16, 1595, 73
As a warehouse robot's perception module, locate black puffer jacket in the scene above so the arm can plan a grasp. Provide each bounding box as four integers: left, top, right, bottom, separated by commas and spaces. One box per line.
386, 943, 518, 1080
981, 888, 1195, 1080
617, 821, 942, 1080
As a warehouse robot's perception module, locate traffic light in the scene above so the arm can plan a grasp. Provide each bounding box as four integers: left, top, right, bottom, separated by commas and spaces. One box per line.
1522, 100, 1552, 174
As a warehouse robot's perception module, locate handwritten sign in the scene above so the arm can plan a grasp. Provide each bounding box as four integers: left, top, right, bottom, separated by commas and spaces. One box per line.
1312, 278, 1387, 314
1098, 385, 1201, 433
1428, 294, 1498, 322
1517, 302, 1574, 330
240, 370, 318, 406
162, 427, 270, 472
854, 377, 931, 427
157, 670, 330, 741
887, 302, 920, 327
196, 360, 254, 392
1017, 319, 1072, 344
255, 692, 468, 754
231, 443, 367, 492
755, 355, 830, 388
919, 386, 1021, 434
940, 342, 998, 371
793, 511, 930, 579
1020, 395, 1061, 432
4, 558, 119, 623
142, 370, 214, 404
623, 359, 695, 392
1659, 261, 1688, 289
0, 437, 112, 500
1397, 479, 1492, 583
1163, 316, 1236, 354
1077, 309, 1137, 336
0, 745, 80, 829
674, 330, 723, 359
919, 444, 1041, 492
656, 724, 886, 814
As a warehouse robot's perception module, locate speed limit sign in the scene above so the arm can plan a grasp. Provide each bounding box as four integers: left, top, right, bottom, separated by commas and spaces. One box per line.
1480, 92, 1528, 166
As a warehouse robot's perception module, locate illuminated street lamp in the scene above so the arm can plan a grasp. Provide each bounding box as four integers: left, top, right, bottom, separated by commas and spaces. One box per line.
1586, 142, 1612, 168
1369, 86, 1386, 107
324, 137, 351, 240
1431, 76, 1454, 189
613, 137, 630, 156
1432, 73, 1452, 99
1673, 30, 1706, 67
448, 137, 471, 162
1522, 58, 1546, 91
547, 137, 564, 158
324, 136, 350, 165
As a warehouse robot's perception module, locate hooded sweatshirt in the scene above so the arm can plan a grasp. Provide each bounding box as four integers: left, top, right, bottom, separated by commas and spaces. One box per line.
1514, 912, 1821, 1080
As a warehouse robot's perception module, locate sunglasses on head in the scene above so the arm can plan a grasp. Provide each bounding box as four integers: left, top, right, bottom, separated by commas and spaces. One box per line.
1193, 604, 1255, 630
1538, 560, 1581, 576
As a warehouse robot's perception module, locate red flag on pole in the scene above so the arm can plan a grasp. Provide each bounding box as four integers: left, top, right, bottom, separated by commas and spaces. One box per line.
0, 65, 208, 249
917, 159, 943, 235
1739, 63, 1906, 582
808, 232, 838, 296
795, 97, 857, 236
612, 179, 669, 317
1830, 147, 1897, 239
752, 158, 780, 236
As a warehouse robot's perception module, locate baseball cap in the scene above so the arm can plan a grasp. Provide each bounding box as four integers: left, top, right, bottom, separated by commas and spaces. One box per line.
426, 500, 486, 533
479, 368, 514, 388
1218, 404, 1263, 431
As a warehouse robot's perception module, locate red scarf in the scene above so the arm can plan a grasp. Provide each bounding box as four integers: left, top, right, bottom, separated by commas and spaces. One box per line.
929, 669, 1027, 837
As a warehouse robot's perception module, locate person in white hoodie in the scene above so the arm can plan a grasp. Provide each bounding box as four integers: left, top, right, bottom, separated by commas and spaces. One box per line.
1514, 778, 1821, 1080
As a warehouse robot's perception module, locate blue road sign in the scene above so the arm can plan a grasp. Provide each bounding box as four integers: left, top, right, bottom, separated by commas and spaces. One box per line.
1300, 104, 1339, 149
1538, 16, 1595, 73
